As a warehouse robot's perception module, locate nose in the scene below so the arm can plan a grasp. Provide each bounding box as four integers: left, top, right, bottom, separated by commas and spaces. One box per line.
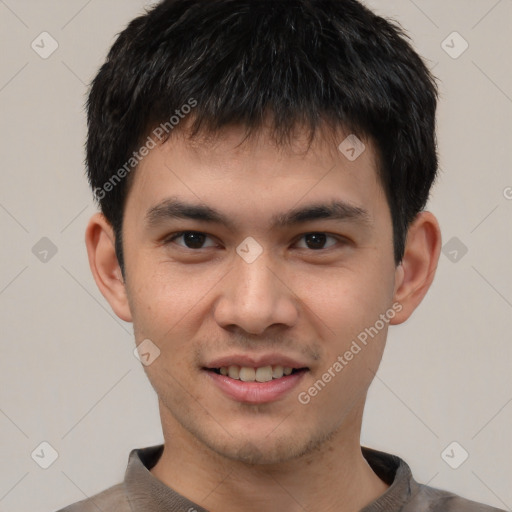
213, 251, 299, 335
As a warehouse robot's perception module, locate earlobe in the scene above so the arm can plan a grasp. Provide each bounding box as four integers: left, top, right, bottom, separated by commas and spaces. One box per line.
390, 211, 442, 325
85, 213, 133, 323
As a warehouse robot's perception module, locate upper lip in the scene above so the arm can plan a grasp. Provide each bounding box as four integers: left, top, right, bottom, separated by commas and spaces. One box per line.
204, 353, 310, 370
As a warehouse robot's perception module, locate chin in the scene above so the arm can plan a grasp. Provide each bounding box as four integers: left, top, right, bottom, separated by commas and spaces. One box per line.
159, 390, 338, 465
215, 439, 303, 465
203, 427, 327, 466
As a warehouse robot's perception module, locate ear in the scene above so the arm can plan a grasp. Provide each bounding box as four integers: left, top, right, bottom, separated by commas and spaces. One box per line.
390, 211, 442, 325
84, 213, 133, 323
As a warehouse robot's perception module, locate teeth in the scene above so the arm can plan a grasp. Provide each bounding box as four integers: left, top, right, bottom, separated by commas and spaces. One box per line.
228, 365, 240, 379
255, 366, 273, 382
217, 365, 297, 381
273, 365, 284, 378
239, 367, 256, 381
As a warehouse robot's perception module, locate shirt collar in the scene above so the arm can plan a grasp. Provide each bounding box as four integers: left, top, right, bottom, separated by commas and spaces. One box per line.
124, 444, 208, 512
360, 446, 416, 511
123, 444, 417, 512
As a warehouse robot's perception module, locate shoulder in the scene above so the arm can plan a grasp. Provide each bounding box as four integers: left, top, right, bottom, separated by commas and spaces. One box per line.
55, 483, 130, 512
405, 482, 506, 512
361, 446, 505, 512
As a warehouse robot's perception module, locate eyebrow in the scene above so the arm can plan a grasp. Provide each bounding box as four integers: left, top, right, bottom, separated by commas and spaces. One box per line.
145, 196, 372, 231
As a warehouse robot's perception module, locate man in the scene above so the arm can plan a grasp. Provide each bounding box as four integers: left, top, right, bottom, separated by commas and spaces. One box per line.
58, 0, 504, 510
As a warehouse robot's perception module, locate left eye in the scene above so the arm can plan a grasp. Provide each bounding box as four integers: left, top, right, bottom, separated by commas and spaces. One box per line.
294, 233, 339, 250
166, 231, 217, 249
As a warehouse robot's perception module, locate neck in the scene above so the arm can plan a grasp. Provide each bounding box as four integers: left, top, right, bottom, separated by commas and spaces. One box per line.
150, 398, 389, 512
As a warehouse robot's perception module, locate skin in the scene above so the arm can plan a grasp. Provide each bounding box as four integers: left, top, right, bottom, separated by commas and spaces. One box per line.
86, 122, 441, 512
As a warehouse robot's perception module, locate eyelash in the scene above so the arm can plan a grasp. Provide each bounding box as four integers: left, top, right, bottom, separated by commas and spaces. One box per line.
163, 231, 347, 251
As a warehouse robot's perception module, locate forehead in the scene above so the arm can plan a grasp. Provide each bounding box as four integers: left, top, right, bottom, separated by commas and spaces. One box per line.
167, 122, 379, 176
125, 123, 387, 230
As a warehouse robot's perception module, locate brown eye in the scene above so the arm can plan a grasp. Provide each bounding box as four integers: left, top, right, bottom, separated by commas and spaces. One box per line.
295, 233, 339, 250
166, 231, 216, 249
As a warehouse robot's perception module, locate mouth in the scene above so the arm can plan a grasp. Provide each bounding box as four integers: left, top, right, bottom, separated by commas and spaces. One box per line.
205, 365, 308, 382
202, 358, 310, 404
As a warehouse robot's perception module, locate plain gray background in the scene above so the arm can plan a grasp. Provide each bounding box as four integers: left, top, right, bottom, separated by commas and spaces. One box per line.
0, 1, 511, 511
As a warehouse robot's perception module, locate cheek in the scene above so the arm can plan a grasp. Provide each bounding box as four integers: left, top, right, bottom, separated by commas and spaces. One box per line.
127, 262, 222, 344
302, 265, 393, 341
299, 278, 391, 412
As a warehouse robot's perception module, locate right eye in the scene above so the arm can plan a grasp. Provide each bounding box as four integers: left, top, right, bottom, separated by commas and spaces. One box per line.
164, 231, 218, 249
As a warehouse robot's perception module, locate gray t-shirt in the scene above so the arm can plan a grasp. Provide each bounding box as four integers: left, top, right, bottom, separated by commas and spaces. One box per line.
56, 444, 505, 511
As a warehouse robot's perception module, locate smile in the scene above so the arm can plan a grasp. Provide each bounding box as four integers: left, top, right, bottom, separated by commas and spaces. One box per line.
204, 366, 309, 404
209, 365, 306, 382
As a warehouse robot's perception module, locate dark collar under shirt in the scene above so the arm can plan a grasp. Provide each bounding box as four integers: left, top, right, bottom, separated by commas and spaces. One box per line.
56, 444, 505, 512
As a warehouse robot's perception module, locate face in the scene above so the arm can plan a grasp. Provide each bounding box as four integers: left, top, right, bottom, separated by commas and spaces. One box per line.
120, 124, 401, 464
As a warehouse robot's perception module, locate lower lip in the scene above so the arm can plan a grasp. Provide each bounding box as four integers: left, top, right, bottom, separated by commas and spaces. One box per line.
205, 370, 307, 404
